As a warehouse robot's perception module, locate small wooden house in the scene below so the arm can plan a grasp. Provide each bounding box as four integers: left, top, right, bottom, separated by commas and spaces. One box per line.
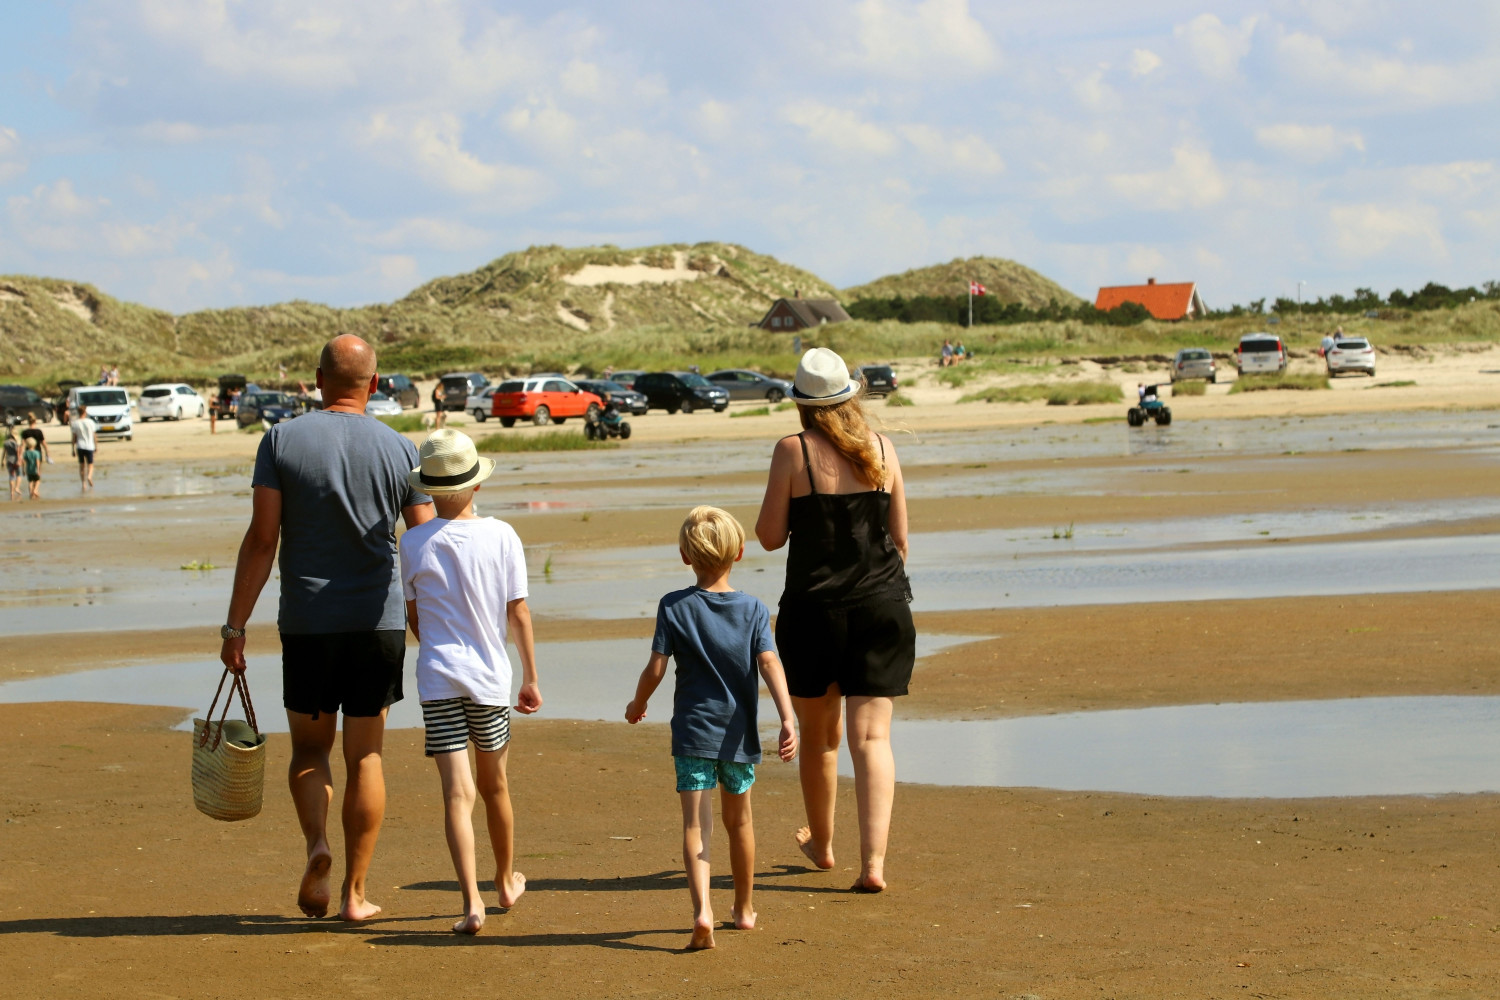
757, 296, 851, 332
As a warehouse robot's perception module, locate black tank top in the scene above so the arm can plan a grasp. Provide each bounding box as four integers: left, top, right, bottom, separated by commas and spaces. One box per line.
779, 433, 912, 608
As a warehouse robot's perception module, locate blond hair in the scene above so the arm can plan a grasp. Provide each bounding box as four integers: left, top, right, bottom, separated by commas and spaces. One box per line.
798, 395, 884, 488
678, 505, 745, 573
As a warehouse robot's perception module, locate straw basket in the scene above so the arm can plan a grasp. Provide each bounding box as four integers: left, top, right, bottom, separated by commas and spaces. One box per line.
191, 668, 266, 822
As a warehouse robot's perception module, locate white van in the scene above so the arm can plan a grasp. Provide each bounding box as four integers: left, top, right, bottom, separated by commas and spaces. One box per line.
68, 386, 134, 441
1235, 333, 1287, 377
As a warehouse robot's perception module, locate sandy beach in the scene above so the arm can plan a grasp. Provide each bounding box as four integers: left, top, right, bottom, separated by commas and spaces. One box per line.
2, 355, 1499, 998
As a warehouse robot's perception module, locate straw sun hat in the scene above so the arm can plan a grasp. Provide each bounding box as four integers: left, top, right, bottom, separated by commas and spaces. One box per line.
408, 428, 496, 494
790, 347, 858, 407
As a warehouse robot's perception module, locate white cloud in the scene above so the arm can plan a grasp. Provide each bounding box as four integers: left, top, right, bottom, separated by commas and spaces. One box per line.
1407, 161, 1495, 198
1129, 48, 1162, 78
844, 0, 999, 78
1174, 13, 1257, 81
560, 59, 604, 100
503, 103, 580, 158
367, 217, 492, 252
1073, 67, 1121, 113
1256, 123, 1365, 163
1108, 143, 1228, 210
1125, 245, 1168, 277
0, 126, 26, 183
1328, 202, 1445, 258
784, 102, 898, 156
362, 111, 548, 204
1274, 29, 1495, 107
899, 125, 1005, 175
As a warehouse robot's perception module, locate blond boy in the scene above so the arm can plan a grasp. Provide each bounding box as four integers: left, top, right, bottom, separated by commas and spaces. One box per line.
400, 429, 542, 934
626, 506, 798, 950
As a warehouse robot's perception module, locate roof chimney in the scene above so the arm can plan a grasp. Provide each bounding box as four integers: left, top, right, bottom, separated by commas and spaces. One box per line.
1146, 277, 1156, 285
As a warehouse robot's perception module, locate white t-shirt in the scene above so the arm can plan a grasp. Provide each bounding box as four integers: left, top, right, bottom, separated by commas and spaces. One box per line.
399, 516, 529, 705
72, 416, 97, 451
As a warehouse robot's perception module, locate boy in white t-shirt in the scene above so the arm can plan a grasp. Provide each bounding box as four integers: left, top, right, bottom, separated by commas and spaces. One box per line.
399, 429, 542, 935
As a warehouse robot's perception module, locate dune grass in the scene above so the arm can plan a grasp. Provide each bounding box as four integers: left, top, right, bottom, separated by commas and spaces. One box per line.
883, 391, 915, 407
730, 406, 771, 418
1170, 380, 1207, 396
473, 430, 616, 452
376, 414, 428, 432
960, 380, 1122, 406
1229, 374, 1330, 393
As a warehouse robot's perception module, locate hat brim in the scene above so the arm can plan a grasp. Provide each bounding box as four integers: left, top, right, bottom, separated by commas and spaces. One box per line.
408, 456, 497, 495
790, 380, 858, 407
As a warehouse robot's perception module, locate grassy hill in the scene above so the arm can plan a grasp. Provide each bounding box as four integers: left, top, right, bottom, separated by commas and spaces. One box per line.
841, 256, 1084, 308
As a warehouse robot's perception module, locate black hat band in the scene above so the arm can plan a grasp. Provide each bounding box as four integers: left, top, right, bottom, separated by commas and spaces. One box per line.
420, 460, 481, 487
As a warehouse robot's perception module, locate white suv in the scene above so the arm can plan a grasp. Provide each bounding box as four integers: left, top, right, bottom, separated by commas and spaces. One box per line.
1235, 333, 1288, 376
1325, 338, 1376, 377
138, 383, 207, 421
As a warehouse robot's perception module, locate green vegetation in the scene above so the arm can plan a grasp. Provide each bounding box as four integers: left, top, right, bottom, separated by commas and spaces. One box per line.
179, 560, 218, 571
473, 430, 617, 452
239, 423, 266, 434
773, 400, 796, 412
1171, 381, 1207, 396
841, 256, 1082, 309
883, 391, 915, 407
1373, 380, 1417, 388
376, 413, 428, 432
730, 406, 771, 418
959, 380, 1122, 406
1229, 374, 1331, 393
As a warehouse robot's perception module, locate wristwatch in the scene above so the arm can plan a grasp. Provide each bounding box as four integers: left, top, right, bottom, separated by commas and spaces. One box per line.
220, 624, 246, 640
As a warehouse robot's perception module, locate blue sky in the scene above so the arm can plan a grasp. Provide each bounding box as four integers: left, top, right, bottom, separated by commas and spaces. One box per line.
0, 1, 1496, 312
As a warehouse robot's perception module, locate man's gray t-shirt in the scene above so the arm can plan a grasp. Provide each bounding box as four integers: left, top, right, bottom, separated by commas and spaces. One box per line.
251, 410, 429, 634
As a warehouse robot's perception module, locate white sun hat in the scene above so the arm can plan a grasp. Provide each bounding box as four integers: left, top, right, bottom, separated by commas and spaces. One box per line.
408, 428, 496, 494
790, 347, 858, 407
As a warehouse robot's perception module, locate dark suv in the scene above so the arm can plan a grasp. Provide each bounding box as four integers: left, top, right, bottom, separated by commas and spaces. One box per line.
376, 373, 419, 409
440, 372, 487, 411
858, 365, 898, 398
633, 372, 730, 414
0, 385, 53, 424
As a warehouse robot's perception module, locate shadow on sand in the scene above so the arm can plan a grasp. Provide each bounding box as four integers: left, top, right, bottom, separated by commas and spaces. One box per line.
399, 864, 845, 896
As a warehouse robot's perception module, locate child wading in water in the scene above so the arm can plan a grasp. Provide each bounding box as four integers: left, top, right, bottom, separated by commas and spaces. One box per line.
626, 506, 798, 950
399, 429, 542, 934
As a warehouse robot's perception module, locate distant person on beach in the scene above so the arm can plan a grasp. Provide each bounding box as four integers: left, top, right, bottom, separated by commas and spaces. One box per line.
5, 423, 21, 500
22, 437, 42, 500
220, 333, 434, 922
431, 383, 446, 429
756, 348, 913, 894
940, 340, 954, 367
626, 505, 798, 950
21, 414, 51, 464
399, 429, 542, 935
71, 404, 97, 491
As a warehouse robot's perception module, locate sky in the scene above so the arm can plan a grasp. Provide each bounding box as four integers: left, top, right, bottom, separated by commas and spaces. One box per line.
0, 0, 1496, 313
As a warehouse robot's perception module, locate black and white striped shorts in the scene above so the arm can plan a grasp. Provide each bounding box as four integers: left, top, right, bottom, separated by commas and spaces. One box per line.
421, 698, 511, 757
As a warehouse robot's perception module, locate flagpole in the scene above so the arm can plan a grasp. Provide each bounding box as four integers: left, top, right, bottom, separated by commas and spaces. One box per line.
968, 280, 973, 329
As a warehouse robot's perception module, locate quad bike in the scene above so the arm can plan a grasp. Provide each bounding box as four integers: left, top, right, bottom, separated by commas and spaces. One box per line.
1127, 385, 1172, 427
584, 400, 632, 440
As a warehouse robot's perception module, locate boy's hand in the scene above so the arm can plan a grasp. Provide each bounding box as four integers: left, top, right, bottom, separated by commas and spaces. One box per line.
777, 721, 798, 762
625, 699, 647, 724
514, 682, 542, 715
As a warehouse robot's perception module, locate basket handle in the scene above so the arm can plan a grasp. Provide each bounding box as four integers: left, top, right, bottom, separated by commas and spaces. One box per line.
199, 667, 261, 751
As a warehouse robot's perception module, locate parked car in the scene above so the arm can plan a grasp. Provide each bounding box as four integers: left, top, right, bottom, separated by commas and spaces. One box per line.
215, 374, 248, 419
633, 371, 730, 414
490, 377, 603, 427
1326, 337, 1376, 377
1170, 349, 1217, 384
0, 384, 54, 424
440, 372, 488, 411
364, 392, 404, 417
1234, 333, 1288, 376
857, 364, 898, 398
53, 379, 85, 423
236, 391, 300, 428
706, 369, 793, 403
573, 379, 649, 416
375, 373, 420, 409
138, 383, 208, 421
466, 384, 496, 421
67, 386, 133, 440
608, 370, 645, 389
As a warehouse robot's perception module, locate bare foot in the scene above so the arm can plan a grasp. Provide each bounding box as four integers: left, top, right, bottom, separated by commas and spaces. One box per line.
730, 906, 757, 930
296, 849, 332, 918
496, 871, 526, 908
795, 827, 835, 870
850, 874, 886, 893
452, 909, 485, 935
338, 895, 382, 922
687, 922, 716, 950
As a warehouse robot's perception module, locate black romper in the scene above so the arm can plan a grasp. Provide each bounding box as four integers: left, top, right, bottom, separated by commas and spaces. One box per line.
774, 433, 916, 699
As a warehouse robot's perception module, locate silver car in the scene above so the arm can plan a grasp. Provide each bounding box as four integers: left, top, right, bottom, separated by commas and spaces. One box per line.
1170, 348, 1217, 384
1326, 338, 1376, 377
705, 368, 793, 402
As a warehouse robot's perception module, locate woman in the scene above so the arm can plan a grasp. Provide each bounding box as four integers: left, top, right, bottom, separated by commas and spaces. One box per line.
755, 348, 913, 893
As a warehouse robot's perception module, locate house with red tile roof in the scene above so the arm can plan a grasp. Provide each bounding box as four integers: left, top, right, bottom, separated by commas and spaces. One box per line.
1094, 278, 1207, 321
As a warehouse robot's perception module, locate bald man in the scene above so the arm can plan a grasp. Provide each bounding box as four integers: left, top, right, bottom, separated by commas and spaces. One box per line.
221, 334, 434, 921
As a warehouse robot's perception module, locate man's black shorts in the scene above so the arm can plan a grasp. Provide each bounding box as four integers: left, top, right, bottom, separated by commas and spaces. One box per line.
775, 595, 916, 699
281, 630, 405, 719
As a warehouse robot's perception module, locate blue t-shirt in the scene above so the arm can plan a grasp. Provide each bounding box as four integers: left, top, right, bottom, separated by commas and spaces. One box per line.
652, 587, 775, 764
251, 409, 429, 633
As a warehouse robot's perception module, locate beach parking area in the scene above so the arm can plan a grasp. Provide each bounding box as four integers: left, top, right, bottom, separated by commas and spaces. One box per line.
3, 360, 1500, 998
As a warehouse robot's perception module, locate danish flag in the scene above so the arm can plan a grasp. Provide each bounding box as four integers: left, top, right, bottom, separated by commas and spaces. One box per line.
969, 280, 986, 296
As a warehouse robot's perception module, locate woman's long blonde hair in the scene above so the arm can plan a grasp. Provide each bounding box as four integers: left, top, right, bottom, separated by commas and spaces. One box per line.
798, 393, 885, 488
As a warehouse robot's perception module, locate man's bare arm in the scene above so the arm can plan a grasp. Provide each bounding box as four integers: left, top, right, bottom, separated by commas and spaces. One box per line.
220, 485, 281, 674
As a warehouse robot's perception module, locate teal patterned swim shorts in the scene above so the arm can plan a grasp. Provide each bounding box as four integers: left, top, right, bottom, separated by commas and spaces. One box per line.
674, 755, 756, 794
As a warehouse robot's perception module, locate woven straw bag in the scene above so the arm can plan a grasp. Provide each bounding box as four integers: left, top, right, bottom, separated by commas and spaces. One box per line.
192, 668, 266, 822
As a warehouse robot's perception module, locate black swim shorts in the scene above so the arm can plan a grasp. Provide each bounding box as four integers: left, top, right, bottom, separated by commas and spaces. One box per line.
775, 594, 916, 699
280, 630, 406, 719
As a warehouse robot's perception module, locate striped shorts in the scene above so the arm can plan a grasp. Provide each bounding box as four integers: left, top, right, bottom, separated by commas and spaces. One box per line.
421, 698, 511, 757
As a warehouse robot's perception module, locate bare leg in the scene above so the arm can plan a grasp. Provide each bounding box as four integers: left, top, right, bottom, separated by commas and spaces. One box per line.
721, 787, 756, 929
286, 710, 337, 918
434, 749, 484, 934
338, 711, 388, 921
680, 789, 715, 950
475, 744, 525, 908
846, 695, 896, 892
791, 689, 843, 870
